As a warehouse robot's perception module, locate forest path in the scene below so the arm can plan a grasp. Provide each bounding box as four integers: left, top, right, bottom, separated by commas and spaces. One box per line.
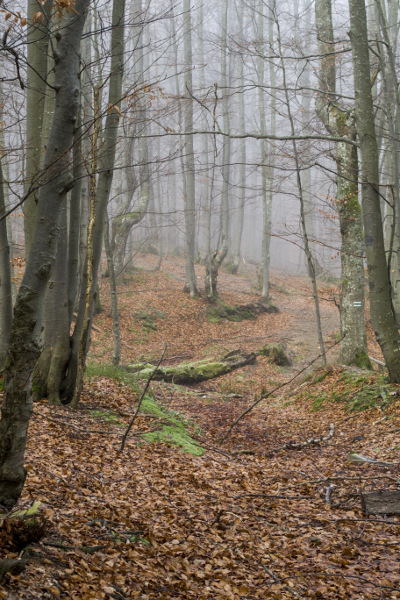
6, 254, 399, 600
133, 254, 341, 371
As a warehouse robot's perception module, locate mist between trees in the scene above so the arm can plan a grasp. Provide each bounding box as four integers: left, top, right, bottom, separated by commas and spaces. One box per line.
0, 0, 399, 506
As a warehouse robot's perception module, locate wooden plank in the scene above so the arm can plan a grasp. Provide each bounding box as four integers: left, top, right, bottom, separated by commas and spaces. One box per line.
361, 490, 400, 515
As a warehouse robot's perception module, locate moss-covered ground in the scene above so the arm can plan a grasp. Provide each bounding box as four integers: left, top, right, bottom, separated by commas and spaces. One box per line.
292, 366, 396, 413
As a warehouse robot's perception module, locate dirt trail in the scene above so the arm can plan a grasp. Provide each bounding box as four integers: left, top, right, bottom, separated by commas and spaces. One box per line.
134, 255, 341, 370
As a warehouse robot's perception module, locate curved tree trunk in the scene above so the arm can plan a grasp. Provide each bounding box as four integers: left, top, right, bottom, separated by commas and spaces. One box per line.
276, 10, 327, 366
0, 0, 90, 507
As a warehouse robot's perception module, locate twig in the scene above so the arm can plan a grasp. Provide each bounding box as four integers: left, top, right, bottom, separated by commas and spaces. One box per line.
43, 542, 106, 552
220, 337, 343, 443
369, 355, 385, 367
119, 344, 166, 452
268, 423, 335, 454
325, 483, 334, 505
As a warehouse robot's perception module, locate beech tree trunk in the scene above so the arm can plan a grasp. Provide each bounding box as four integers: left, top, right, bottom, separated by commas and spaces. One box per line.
205, 0, 230, 301
112, 8, 150, 284
315, 0, 370, 367
226, 0, 246, 275
69, 0, 126, 407
182, 0, 199, 297
23, 0, 53, 256
0, 160, 12, 369
374, 0, 400, 323
348, 0, 400, 381
0, 0, 90, 507
257, 0, 273, 300
197, 0, 210, 265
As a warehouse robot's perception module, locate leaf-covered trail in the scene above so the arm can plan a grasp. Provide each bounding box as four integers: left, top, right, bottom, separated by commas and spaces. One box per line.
3, 370, 399, 600
1, 258, 399, 599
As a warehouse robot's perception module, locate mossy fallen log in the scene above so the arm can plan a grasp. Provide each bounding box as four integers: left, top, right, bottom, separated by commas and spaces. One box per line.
120, 350, 257, 384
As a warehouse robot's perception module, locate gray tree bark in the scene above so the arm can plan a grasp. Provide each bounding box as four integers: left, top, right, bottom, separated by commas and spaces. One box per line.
0, 160, 12, 369
69, 0, 126, 407
205, 0, 230, 301
226, 0, 246, 276
196, 0, 210, 265
111, 9, 150, 284
182, 0, 199, 297
348, 0, 400, 381
104, 214, 121, 365
0, 0, 90, 507
23, 0, 53, 256
374, 0, 400, 323
258, 0, 273, 300
315, 0, 370, 367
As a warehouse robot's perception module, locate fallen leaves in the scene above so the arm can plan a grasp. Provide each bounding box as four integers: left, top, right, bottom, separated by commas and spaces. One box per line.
0, 258, 399, 599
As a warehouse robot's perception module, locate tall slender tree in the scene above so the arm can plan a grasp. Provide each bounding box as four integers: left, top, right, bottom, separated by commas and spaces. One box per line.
182, 0, 198, 297
205, 0, 230, 300
315, 0, 370, 367
348, 0, 400, 380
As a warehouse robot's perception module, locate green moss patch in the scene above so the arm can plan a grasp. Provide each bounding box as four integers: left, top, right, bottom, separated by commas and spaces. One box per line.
141, 424, 204, 456
85, 364, 204, 455
259, 343, 291, 366
297, 367, 396, 413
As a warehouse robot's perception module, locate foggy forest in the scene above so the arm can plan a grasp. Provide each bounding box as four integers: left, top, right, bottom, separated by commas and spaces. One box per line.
0, 0, 400, 597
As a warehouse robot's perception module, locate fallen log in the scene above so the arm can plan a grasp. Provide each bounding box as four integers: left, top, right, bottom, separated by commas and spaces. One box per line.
120, 350, 257, 384
361, 490, 400, 515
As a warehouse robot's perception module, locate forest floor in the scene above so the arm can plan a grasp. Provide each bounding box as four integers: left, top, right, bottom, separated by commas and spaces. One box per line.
1, 255, 400, 600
